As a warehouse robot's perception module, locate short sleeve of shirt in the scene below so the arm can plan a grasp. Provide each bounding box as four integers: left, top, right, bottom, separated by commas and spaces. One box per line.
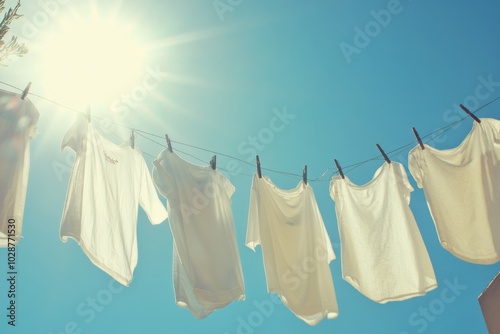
139, 154, 168, 225
408, 148, 424, 189
329, 179, 337, 202
487, 118, 500, 160
396, 162, 414, 204
61, 114, 88, 154
316, 203, 336, 263
152, 152, 175, 199
329, 177, 343, 217
245, 175, 261, 251
219, 172, 235, 199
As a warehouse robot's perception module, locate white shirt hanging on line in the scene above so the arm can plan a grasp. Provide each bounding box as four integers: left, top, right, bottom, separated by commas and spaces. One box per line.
246, 174, 338, 326
409, 118, 500, 264
330, 162, 437, 303
60, 115, 167, 286
152, 150, 245, 319
0, 89, 39, 247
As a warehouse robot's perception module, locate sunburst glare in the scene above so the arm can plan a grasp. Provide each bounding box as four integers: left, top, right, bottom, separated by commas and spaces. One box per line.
41, 13, 147, 108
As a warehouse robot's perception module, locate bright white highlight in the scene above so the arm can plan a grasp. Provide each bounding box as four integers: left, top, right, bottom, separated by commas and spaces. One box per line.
42, 15, 146, 105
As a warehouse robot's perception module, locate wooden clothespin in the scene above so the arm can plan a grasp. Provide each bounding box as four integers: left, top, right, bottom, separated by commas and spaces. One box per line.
21, 82, 31, 100
459, 104, 481, 123
376, 144, 391, 164
303, 165, 307, 185
210, 155, 216, 170
130, 130, 135, 149
412, 127, 424, 150
334, 159, 345, 179
256, 155, 262, 178
165, 134, 173, 152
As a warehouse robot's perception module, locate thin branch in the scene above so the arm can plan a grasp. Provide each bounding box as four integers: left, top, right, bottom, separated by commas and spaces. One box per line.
0, 1, 28, 65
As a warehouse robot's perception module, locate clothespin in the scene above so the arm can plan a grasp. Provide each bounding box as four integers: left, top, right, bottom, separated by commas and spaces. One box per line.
459, 104, 481, 123
256, 155, 262, 178
85, 106, 91, 123
303, 165, 307, 185
21, 82, 31, 100
334, 159, 345, 179
130, 130, 135, 149
376, 144, 391, 164
210, 155, 216, 170
165, 134, 173, 152
412, 127, 424, 150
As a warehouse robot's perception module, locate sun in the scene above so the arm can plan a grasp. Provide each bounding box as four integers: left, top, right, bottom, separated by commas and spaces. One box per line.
41, 13, 147, 108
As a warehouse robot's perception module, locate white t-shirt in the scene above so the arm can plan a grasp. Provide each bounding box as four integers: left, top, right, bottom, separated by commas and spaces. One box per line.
409, 118, 500, 264
152, 150, 245, 319
0, 90, 39, 247
330, 162, 437, 303
246, 174, 338, 326
60, 115, 167, 286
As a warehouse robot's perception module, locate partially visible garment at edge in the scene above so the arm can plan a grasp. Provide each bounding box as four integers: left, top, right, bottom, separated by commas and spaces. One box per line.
0, 90, 39, 247
409, 118, 500, 264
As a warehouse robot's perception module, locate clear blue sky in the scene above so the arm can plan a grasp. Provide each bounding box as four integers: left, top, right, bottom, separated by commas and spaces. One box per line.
1, 0, 500, 333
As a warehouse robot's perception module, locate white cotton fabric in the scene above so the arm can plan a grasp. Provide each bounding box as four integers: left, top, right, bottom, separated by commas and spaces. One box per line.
409, 118, 500, 264
0, 90, 39, 247
152, 150, 245, 319
330, 162, 437, 303
60, 115, 167, 286
246, 174, 338, 326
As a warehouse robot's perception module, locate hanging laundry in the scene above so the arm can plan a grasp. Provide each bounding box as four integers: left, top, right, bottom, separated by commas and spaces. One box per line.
330, 162, 437, 303
408, 118, 500, 264
0, 89, 39, 247
152, 150, 245, 319
59, 114, 167, 286
246, 174, 338, 326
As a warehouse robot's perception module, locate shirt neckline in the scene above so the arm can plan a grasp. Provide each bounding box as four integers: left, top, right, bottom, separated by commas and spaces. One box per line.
341, 162, 391, 190
420, 119, 481, 157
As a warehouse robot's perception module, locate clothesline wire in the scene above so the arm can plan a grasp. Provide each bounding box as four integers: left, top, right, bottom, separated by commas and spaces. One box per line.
0, 80, 83, 113
328, 96, 500, 179
90, 114, 308, 181
1, 80, 499, 183
95, 120, 255, 178
132, 130, 256, 178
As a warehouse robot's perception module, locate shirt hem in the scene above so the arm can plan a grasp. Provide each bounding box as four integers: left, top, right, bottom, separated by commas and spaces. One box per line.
343, 275, 438, 304
268, 289, 339, 326
440, 242, 499, 264
175, 293, 246, 319
60, 233, 132, 287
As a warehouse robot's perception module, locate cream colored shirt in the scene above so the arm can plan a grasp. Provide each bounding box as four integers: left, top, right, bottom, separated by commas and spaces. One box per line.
409, 118, 500, 264
330, 162, 437, 303
152, 150, 245, 319
60, 116, 167, 286
246, 174, 338, 326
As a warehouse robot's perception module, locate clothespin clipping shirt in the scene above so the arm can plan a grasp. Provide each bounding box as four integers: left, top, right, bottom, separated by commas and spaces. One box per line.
256, 155, 262, 178
412, 127, 425, 150
334, 159, 345, 179
21, 82, 31, 100
376, 144, 391, 164
459, 104, 481, 123
165, 134, 173, 152
210, 155, 216, 170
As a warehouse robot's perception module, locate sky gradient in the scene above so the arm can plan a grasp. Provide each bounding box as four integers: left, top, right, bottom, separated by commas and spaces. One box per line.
1, 0, 500, 333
